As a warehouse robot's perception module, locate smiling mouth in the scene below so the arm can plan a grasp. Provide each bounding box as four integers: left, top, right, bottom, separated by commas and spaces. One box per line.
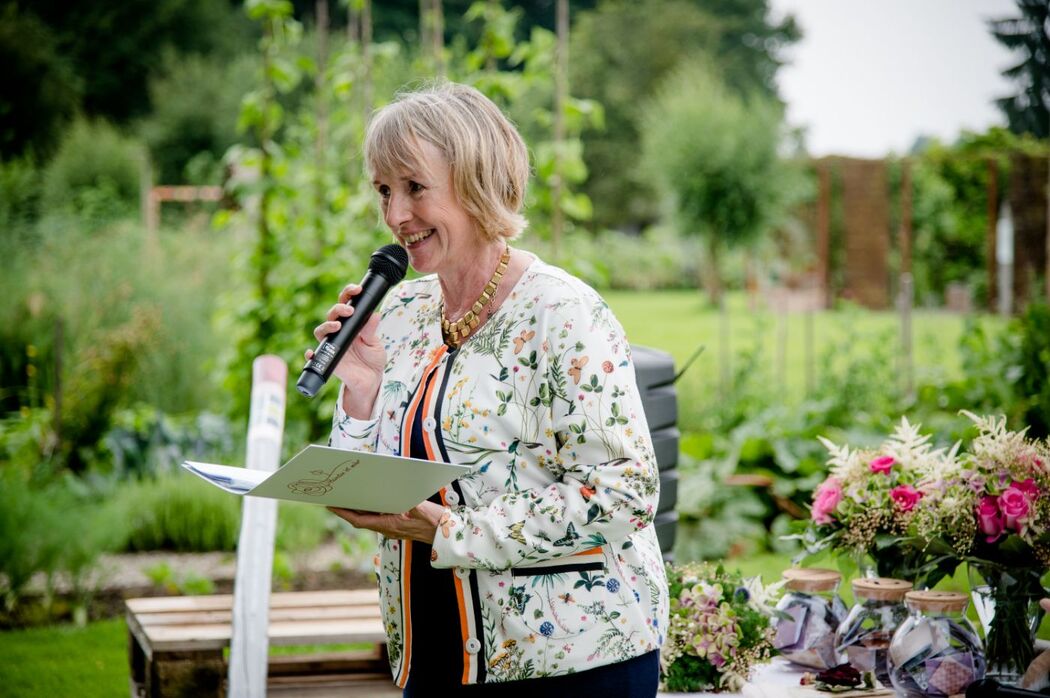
402, 229, 435, 245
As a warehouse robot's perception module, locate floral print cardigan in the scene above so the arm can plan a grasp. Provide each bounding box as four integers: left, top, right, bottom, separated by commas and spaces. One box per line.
329, 258, 669, 686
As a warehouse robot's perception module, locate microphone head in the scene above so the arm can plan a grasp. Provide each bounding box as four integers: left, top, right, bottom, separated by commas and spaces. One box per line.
370, 244, 410, 283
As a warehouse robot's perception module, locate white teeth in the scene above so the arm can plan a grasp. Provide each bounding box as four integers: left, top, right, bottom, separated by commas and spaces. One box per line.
403, 229, 434, 245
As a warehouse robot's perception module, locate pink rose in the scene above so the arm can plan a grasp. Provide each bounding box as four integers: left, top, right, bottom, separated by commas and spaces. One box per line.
999, 486, 1032, 533
1014, 478, 1040, 502
601, 360, 614, 373
812, 477, 843, 525
869, 455, 896, 475
890, 485, 922, 512
976, 495, 1005, 542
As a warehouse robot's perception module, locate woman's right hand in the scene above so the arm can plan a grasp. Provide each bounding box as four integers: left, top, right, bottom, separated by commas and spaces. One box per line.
306, 283, 387, 420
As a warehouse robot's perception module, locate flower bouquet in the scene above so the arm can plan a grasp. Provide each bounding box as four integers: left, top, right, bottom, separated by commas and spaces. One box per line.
796, 413, 1050, 686
792, 418, 951, 582
911, 412, 1050, 684
660, 563, 781, 693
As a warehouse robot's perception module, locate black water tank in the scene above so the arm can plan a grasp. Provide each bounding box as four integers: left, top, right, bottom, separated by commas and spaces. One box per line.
631, 345, 679, 560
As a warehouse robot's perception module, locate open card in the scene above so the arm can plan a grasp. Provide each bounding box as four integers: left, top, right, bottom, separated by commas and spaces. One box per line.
183, 445, 471, 513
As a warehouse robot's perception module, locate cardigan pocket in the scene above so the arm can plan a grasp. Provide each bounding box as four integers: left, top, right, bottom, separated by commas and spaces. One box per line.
509, 559, 604, 577
497, 560, 614, 645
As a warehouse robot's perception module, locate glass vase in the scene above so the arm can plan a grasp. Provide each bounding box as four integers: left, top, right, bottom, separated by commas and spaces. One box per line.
968, 562, 1047, 686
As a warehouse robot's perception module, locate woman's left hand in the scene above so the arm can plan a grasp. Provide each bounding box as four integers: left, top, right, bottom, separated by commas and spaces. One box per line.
328, 500, 447, 544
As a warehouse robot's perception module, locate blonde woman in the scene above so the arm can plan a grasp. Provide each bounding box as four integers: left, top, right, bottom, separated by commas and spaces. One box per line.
312, 82, 668, 696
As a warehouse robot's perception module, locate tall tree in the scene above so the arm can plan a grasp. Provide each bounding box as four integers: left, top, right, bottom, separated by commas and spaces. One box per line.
641, 59, 799, 303
9, 0, 253, 125
0, 5, 80, 158
571, 0, 799, 231
989, 0, 1050, 138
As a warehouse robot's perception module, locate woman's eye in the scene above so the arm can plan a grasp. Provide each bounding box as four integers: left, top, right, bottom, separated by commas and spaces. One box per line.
377, 185, 390, 199
409, 181, 425, 195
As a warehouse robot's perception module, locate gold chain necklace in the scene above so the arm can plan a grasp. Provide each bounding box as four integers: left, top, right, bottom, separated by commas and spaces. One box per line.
441, 246, 510, 348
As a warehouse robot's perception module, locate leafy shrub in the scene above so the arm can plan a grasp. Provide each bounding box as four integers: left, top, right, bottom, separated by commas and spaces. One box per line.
520, 225, 703, 291
675, 311, 919, 559
0, 471, 63, 609
0, 156, 42, 232
910, 306, 1049, 439
144, 562, 216, 596
1014, 303, 1050, 439
40, 119, 142, 221
115, 474, 240, 553
275, 501, 328, 558
0, 469, 124, 612
140, 51, 258, 184
102, 406, 239, 480
0, 216, 235, 476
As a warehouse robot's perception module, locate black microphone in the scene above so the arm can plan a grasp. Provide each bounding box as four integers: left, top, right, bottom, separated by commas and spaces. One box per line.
296, 244, 409, 398
966, 679, 1048, 698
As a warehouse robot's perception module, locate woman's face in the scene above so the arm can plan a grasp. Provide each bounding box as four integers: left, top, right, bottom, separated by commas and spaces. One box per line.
373, 139, 481, 277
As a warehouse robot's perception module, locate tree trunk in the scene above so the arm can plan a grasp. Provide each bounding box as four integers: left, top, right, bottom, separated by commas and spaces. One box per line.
705, 236, 723, 307
361, 0, 373, 120
314, 0, 329, 261
551, 0, 568, 259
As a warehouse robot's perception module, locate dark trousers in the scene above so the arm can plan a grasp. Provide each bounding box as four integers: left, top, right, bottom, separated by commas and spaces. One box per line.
403, 648, 659, 698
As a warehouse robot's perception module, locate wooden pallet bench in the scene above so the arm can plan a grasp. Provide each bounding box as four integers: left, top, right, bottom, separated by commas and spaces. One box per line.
125, 589, 395, 697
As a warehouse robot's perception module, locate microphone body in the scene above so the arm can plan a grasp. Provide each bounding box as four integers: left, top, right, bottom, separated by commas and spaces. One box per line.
296, 244, 408, 398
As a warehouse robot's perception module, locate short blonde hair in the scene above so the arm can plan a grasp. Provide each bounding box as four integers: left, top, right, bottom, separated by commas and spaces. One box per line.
364, 82, 530, 241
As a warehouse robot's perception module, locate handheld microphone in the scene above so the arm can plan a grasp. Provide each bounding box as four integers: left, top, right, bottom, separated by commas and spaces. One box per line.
296, 244, 409, 398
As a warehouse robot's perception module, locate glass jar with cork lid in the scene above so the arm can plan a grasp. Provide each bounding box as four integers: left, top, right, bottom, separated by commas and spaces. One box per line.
835, 577, 912, 687
772, 567, 848, 669
887, 590, 986, 697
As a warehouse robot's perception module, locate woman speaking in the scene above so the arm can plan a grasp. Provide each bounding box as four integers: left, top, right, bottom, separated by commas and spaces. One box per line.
310, 82, 668, 697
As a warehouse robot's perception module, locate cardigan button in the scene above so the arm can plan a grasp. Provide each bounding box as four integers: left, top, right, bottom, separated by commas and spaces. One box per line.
423, 417, 437, 431
444, 489, 460, 505
465, 637, 481, 654
454, 567, 470, 580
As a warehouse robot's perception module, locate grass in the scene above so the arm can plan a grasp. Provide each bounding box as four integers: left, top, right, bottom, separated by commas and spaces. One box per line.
605, 290, 1001, 429
0, 618, 128, 697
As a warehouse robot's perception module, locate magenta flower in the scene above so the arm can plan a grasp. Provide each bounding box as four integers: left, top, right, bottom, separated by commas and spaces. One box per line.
1014, 478, 1040, 501
811, 477, 843, 525
869, 455, 896, 475
999, 486, 1032, 533
976, 495, 1005, 542
890, 485, 922, 512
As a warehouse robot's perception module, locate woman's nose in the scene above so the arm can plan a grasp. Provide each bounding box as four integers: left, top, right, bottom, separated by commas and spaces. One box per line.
384, 192, 412, 231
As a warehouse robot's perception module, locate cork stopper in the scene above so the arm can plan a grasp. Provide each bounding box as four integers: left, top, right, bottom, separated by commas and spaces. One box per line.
905, 590, 968, 613
782, 567, 841, 592
853, 577, 912, 601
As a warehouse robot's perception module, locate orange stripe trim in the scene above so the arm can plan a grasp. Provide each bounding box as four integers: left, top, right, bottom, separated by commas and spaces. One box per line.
572, 546, 604, 557
396, 542, 413, 688
396, 345, 447, 688
400, 345, 447, 456
420, 365, 442, 461
455, 576, 471, 684
438, 488, 473, 684
401, 386, 425, 456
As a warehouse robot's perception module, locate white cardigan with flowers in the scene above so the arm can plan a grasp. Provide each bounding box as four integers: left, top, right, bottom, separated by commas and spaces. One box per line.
329, 258, 668, 686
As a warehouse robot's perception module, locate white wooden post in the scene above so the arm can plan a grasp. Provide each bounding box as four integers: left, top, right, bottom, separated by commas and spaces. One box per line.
228, 355, 287, 698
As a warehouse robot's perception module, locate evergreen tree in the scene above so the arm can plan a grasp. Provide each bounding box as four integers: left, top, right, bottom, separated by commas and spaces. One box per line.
989, 0, 1050, 138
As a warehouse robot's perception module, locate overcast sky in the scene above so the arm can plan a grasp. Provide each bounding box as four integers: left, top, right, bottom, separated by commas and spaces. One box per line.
768, 0, 1021, 157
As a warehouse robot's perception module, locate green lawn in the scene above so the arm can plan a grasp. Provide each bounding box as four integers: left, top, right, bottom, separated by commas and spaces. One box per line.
605, 290, 999, 428
0, 618, 128, 697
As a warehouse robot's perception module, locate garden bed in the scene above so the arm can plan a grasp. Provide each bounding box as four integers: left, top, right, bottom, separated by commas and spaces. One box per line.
2, 541, 375, 629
